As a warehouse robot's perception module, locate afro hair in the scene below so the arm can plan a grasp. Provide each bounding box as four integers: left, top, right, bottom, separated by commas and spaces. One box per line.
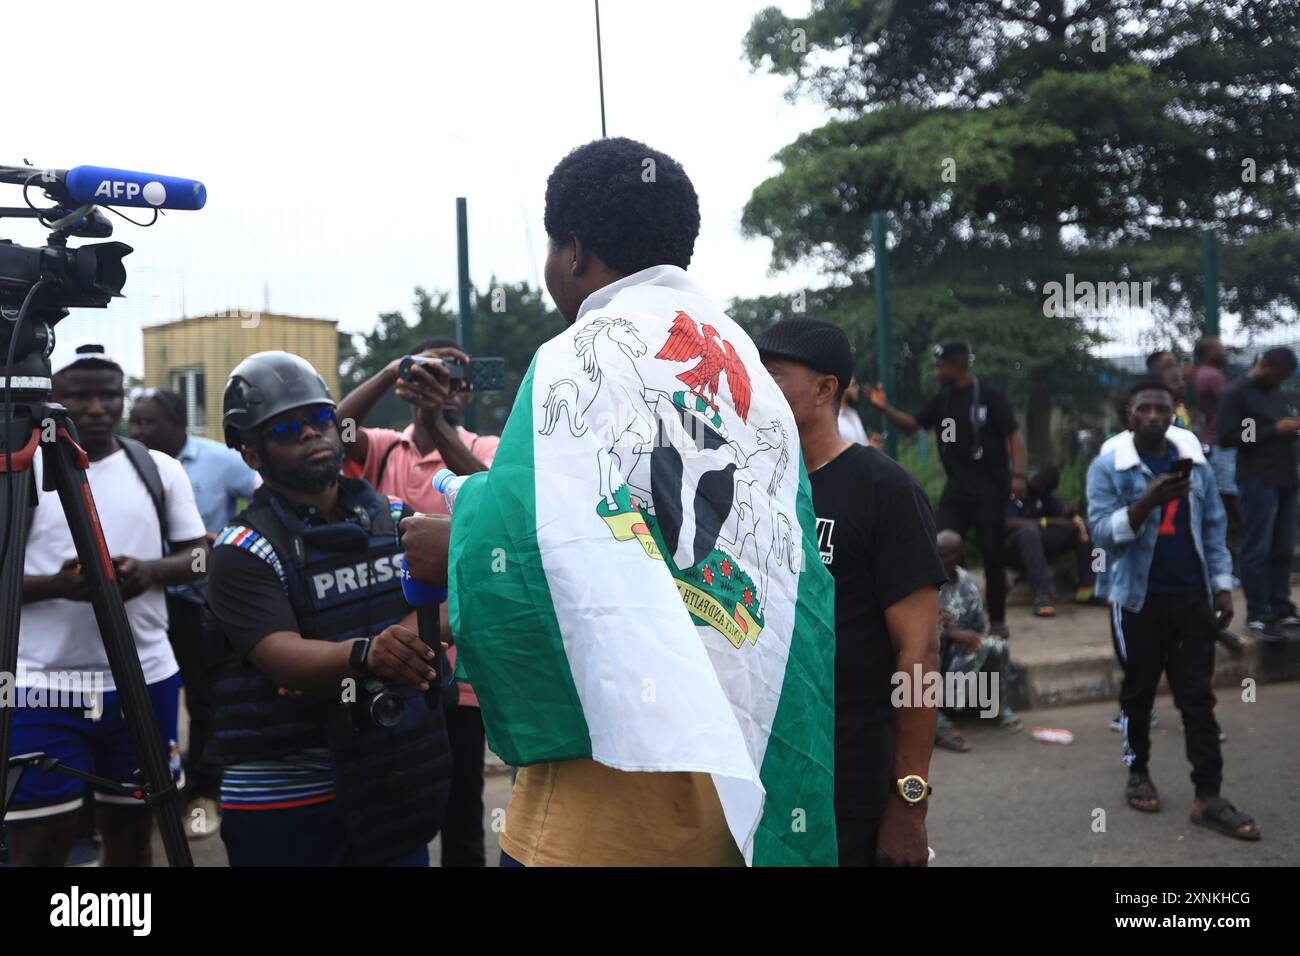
543, 137, 700, 275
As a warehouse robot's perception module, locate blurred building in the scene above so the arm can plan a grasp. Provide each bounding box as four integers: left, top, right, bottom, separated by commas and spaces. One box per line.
142, 311, 339, 442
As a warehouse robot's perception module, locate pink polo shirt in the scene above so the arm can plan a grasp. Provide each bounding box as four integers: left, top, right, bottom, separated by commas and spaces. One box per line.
361, 423, 500, 708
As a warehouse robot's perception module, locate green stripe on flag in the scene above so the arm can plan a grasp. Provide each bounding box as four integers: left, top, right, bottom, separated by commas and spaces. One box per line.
449, 360, 592, 765
752, 457, 838, 866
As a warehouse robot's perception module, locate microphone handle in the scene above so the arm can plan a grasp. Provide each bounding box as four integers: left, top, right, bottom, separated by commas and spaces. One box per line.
417, 604, 440, 652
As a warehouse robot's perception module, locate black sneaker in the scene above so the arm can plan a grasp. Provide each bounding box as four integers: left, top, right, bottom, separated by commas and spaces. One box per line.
1246, 620, 1286, 642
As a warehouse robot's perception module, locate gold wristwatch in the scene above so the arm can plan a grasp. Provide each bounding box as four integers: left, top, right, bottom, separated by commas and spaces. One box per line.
896, 774, 933, 805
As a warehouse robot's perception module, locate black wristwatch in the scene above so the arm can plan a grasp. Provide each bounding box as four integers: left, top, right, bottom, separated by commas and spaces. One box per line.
349, 637, 373, 675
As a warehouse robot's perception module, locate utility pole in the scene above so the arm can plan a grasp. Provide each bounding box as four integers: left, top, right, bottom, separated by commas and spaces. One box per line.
872, 212, 896, 458
1202, 231, 1219, 337
457, 197, 476, 432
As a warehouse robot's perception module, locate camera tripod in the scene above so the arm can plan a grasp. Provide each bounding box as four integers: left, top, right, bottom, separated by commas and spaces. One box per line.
0, 392, 194, 867
0, 160, 206, 866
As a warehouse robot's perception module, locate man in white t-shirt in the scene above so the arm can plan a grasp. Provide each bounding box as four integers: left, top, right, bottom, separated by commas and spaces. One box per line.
838, 380, 870, 446
7, 343, 208, 867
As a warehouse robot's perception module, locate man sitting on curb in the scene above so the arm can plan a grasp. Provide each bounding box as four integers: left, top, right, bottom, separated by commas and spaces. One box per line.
1005, 466, 1097, 618
934, 530, 1022, 753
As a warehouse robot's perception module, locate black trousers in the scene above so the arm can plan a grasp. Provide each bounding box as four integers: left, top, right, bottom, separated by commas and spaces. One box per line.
936, 489, 1008, 623
165, 594, 220, 799
440, 702, 486, 867
1005, 525, 1096, 597
1109, 592, 1223, 797
836, 722, 894, 867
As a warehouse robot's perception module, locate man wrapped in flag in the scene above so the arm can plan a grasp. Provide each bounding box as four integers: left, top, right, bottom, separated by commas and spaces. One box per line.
400, 138, 836, 866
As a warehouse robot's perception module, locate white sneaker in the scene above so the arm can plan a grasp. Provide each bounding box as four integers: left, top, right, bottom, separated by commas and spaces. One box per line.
1110, 708, 1158, 732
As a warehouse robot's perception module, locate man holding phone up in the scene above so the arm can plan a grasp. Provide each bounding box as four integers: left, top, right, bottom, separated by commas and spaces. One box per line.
337, 338, 499, 866
1087, 379, 1259, 841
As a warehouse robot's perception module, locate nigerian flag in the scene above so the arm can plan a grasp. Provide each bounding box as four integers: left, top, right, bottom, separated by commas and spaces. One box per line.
448, 265, 836, 866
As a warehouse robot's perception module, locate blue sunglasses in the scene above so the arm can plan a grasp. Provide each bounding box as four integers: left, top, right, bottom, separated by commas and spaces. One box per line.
264, 407, 337, 445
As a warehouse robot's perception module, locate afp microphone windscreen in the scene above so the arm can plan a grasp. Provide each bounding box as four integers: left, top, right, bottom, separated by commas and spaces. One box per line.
63, 165, 207, 210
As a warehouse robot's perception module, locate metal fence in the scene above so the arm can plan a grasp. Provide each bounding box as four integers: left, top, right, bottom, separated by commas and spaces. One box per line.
863, 223, 1300, 470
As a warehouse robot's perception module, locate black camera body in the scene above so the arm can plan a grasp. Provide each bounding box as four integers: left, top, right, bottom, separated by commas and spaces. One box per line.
354, 676, 413, 730
347, 659, 456, 733
0, 237, 131, 311
398, 354, 506, 392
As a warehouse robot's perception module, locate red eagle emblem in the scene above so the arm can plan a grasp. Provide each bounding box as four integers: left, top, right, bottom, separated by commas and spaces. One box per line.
655, 311, 752, 423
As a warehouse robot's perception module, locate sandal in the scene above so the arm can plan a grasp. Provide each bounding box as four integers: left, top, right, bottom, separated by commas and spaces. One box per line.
1190, 797, 1261, 841
935, 726, 970, 753
999, 710, 1023, 733
1033, 597, 1057, 618
1126, 772, 1161, 812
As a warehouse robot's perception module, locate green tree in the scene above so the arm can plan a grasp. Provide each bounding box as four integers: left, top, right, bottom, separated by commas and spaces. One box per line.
742, 0, 1300, 457
340, 281, 564, 434
471, 280, 567, 431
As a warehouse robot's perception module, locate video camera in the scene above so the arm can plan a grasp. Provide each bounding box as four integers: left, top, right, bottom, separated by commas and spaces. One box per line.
0, 163, 207, 397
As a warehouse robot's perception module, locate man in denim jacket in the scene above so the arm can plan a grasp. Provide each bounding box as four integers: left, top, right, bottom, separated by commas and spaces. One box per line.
1087, 379, 1260, 841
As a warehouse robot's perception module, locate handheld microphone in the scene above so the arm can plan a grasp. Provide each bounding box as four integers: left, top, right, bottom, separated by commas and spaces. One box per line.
400, 557, 450, 696
62, 165, 207, 210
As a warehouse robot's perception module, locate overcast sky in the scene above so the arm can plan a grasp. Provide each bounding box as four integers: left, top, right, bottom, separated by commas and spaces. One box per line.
9, 0, 827, 378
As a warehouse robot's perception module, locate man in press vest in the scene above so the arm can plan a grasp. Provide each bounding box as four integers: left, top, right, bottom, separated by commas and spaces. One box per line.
204, 351, 451, 865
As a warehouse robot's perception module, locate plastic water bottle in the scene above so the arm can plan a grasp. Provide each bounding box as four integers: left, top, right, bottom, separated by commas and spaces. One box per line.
431, 468, 469, 514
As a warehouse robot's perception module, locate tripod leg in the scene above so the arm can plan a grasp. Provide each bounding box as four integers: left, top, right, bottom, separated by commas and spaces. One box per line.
0, 424, 39, 823
41, 425, 193, 866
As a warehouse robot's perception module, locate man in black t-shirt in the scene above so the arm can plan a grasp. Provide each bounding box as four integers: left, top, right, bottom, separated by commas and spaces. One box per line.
867, 343, 1027, 635
757, 317, 945, 868
1216, 347, 1300, 635
1005, 465, 1097, 615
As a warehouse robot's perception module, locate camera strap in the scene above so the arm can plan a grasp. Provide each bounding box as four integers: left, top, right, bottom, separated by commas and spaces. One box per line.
118, 436, 170, 553
374, 439, 401, 489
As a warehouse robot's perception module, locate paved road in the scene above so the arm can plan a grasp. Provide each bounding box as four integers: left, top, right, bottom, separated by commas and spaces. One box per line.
926, 681, 1300, 866
166, 683, 1298, 867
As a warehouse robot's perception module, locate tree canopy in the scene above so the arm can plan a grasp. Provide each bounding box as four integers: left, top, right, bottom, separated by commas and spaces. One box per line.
740, 0, 1300, 454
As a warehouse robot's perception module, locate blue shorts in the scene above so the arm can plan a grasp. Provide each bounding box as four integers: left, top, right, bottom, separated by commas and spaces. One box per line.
5, 673, 182, 825
1209, 445, 1239, 497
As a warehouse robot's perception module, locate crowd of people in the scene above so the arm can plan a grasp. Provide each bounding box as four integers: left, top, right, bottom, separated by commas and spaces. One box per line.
6, 134, 1290, 867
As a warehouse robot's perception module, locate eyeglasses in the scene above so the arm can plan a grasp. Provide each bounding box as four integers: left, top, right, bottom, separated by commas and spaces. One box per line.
262, 407, 337, 445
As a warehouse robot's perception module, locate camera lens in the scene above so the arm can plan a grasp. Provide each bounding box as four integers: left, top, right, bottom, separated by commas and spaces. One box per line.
368, 690, 406, 728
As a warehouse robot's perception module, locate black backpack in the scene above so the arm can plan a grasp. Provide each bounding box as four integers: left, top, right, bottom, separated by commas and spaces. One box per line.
117, 436, 170, 553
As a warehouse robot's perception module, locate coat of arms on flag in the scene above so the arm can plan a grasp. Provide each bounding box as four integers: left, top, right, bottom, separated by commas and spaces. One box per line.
448, 265, 836, 866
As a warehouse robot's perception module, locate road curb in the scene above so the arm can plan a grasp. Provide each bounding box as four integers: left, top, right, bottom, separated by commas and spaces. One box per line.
1011, 635, 1300, 710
